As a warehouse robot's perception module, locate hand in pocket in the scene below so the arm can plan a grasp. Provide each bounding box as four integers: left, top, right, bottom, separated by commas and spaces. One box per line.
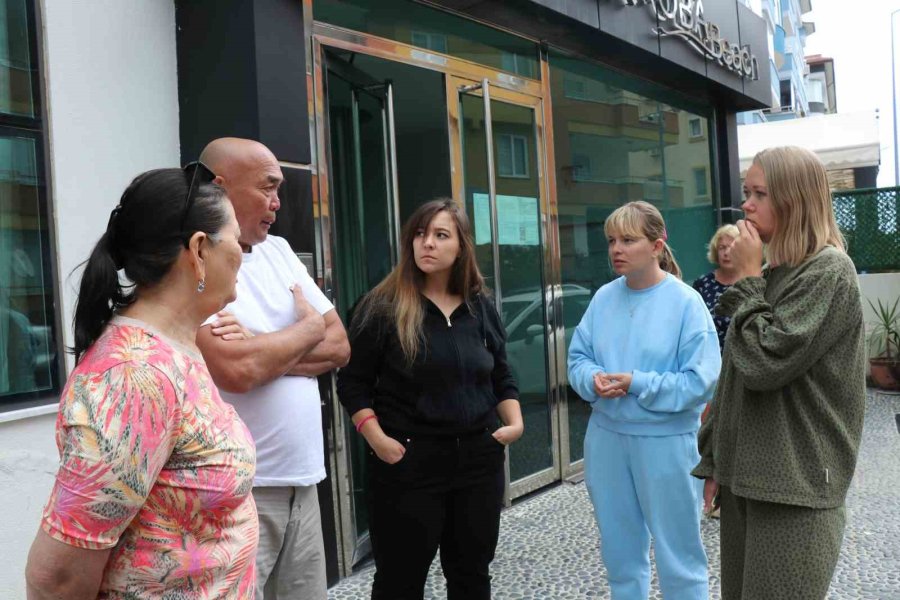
371, 434, 407, 464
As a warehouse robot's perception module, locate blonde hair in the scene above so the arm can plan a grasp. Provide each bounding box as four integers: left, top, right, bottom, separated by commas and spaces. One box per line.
751, 146, 845, 266
351, 198, 484, 364
707, 224, 740, 265
604, 201, 682, 279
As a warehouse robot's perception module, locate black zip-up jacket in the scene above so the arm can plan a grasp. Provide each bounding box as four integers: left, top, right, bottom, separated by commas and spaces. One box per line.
337, 293, 519, 436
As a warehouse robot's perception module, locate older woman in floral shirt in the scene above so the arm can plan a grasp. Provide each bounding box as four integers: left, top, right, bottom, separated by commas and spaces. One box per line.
26, 167, 259, 599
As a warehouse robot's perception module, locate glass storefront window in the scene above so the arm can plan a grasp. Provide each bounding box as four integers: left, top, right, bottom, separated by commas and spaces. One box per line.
1, 0, 58, 410
1, 0, 36, 118
658, 100, 718, 284
1, 129, 56, 405
548, 50, 718, 463
314, 0, 540, 81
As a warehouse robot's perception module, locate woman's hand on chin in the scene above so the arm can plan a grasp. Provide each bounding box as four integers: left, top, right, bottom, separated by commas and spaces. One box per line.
731, 220, 765, 278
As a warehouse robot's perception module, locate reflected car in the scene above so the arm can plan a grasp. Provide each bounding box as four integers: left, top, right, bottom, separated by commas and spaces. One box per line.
30, 324, 54, 371
501, 284, 593, 399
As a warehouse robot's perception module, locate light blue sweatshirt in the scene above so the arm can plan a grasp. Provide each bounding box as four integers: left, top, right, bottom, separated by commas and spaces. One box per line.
567, 274, 721, 436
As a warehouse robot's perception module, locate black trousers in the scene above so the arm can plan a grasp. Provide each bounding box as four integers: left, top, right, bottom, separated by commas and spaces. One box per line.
366, 427, 506, 600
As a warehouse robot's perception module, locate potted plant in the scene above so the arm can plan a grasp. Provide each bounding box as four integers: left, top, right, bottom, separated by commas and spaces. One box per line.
866, 297, 900, 392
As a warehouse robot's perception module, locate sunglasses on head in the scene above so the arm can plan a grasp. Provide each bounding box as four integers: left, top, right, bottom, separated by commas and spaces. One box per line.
180, 161, 217, 236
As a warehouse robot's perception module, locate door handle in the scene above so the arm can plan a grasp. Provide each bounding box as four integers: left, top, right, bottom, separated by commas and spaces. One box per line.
458, 79, 503, 310
481, 79, 502, 310
385, 82, 402, 266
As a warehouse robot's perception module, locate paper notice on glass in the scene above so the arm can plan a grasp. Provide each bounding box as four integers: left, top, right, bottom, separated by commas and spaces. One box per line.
497, 195, 539, 246
471, 193, 539, 246
473, 193, 492, 245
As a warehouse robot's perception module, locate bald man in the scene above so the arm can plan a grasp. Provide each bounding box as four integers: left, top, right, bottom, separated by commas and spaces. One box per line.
196, 138, 350, 600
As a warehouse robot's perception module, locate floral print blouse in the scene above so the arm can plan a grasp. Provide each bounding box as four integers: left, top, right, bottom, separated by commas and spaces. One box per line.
41, 317, 258, 599
692, 271, 732, 353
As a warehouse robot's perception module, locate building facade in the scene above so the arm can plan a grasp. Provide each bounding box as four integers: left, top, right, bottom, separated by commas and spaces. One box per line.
733, 1, 878, 191
0, 0, 770, 593
806, 53, 836, 115
737, 0, 813, 124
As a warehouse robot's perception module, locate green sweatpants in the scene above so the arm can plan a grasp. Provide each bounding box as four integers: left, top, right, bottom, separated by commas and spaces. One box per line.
719, 485, 845, 600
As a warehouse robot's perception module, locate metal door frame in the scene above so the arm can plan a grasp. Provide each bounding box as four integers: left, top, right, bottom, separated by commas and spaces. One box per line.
448, 74, 560, 500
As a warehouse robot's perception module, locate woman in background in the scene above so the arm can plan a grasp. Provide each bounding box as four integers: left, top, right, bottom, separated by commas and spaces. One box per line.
693, 224, 741, 353
693, 224, 742, 429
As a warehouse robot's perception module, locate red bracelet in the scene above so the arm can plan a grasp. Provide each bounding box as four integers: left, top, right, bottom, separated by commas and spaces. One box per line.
355, 414, 378, 433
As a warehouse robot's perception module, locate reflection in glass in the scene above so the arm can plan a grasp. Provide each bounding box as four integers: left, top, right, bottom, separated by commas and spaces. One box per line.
1, 0, 35, 117
459, 94, 494, 290
328, 72, 392, 321
1, 133, 54, 399
659, 101, 717, 284
314, 0, 540, 81
326, 51, 451, 544
460, 92, 553, 482
496, 134, 529, 178
327, 59, 393, 539
549, 51, 717, 463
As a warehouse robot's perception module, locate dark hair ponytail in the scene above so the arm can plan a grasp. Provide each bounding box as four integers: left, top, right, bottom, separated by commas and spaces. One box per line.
72, 231, 134, 363
72, 168, 228, 363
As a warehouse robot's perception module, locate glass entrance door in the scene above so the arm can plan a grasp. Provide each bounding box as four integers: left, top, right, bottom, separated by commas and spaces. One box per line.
325, 50, 399, 316
449, 77, 560, 498
322, 49, 398, 567
318, 42, 454, 569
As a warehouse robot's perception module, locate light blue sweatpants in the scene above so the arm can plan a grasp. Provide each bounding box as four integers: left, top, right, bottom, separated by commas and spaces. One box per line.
584, 425, 708, 600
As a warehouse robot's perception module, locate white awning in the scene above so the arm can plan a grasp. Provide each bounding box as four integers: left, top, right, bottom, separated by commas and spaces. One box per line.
738, 110, 881, 176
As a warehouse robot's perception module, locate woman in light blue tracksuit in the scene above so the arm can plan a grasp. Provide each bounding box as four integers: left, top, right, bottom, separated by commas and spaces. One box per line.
568, 201, 721, 600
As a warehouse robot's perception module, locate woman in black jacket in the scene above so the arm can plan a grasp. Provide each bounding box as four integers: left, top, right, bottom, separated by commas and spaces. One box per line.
337, 198, 523, 600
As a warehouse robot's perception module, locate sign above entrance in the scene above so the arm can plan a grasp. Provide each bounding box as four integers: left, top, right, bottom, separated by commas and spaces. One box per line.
618, 0, 760, 81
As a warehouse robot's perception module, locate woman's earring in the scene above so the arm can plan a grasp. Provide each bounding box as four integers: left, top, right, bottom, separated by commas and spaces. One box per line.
197, 279, 206, 293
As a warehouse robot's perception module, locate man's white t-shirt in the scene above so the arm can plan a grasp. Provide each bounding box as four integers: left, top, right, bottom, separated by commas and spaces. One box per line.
208, 235, 333, 487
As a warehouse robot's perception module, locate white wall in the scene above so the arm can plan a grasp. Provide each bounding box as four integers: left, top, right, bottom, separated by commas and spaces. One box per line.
0, 1, 180, 597
45, 0, 181, 361
859, 272, 900, 327
0, 412, 59, 599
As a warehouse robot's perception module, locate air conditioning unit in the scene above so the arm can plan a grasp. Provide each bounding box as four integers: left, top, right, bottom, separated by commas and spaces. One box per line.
649, 147, 661, 158
639, 111, 661, 124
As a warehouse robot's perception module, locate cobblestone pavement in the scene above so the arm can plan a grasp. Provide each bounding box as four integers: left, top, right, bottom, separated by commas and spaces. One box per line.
328, 391, 900, 599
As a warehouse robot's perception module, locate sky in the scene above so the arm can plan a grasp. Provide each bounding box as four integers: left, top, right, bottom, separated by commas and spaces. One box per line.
802, 0, 900, 187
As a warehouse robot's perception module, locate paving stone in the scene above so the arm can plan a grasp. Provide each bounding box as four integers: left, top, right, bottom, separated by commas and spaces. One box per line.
329, 391, 900, 599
